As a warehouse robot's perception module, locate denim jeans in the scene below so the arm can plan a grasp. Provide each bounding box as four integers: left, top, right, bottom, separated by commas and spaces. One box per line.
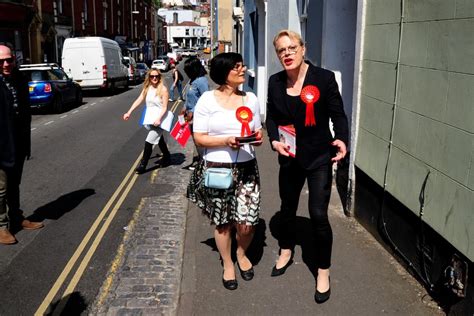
278, 160, 333, 269
170, 81, 183, 100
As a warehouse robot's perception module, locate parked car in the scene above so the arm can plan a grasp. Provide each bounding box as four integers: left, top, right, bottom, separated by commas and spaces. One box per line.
123, 56, 140, 84
62, 37, 129, 91
151, 59, 168, 71
152, 56, 171, 71
136, 62, 149, 80
19, 63, 82, 113
181, 49, 198, 57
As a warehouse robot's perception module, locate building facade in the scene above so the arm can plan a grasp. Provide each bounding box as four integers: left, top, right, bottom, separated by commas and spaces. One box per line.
0, 0, 160, 65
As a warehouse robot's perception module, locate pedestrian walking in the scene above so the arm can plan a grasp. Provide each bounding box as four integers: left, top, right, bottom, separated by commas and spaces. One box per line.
169, 64, 184, 102
0, 44, 44, 245
266, 30, 349, 303
123, 69, 171, 174
182, 56, 209, 169
187, 52, 264, 290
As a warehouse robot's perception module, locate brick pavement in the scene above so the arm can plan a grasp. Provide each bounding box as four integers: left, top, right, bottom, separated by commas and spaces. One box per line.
91, 135, 193, 315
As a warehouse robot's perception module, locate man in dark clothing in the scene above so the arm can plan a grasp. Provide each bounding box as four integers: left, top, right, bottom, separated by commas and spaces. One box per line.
0, 44, 43, 245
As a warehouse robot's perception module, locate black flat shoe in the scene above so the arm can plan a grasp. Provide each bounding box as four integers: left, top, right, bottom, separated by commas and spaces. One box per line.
271, 258, 293, 277
237, 263, 254, 281
314, 276, 331, 304
222, 278, 238, 290
314, 288, 331, 304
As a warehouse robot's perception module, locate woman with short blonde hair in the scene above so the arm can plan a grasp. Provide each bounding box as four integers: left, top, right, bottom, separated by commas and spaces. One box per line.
266, 29, 349, 304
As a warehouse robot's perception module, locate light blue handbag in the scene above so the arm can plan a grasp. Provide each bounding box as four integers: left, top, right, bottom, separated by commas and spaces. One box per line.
203, 149, 240, 190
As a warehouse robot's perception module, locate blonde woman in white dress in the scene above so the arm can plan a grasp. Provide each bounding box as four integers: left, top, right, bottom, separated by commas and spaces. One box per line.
123, 69, 171, 173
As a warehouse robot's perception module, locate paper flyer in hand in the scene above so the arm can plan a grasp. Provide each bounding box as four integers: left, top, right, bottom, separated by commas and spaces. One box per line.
278, 125, 296, 157
141, 106, 161, 125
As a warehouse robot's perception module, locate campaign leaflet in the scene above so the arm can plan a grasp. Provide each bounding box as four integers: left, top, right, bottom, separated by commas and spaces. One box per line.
278, 125, 296, 157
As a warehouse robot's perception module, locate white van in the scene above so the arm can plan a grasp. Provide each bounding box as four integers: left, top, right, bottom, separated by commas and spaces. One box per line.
62, 37, 129, 90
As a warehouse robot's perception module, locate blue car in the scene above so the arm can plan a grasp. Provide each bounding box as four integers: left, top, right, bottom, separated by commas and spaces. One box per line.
19, 63, 82, 113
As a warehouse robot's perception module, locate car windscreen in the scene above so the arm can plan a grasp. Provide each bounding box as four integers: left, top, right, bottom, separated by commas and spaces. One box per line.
24, 70, 47, 81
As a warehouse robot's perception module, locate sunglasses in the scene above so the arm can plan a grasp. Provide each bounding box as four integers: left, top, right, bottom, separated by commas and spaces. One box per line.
0, 58, 13, 64
276, 45, 300, 57
149, 75, 160, 79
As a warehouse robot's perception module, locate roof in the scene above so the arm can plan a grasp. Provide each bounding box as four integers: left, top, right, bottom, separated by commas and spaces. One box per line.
177, 21, 200, 27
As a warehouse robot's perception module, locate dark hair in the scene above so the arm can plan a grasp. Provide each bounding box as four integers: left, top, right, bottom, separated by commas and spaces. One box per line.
209, 52, 243, 85
183, 57, 207, 81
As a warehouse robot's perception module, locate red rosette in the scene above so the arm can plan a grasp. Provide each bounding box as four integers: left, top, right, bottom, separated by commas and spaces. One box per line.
300, 85, 320, 126
236, 106, 253, 136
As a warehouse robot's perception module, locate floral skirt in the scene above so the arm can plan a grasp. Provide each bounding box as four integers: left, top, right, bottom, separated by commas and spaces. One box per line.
186, 159, 260, 226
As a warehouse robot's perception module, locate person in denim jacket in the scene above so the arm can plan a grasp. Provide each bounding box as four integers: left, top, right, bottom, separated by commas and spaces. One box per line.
183, 57, 209, 169
183, 57, 209, 125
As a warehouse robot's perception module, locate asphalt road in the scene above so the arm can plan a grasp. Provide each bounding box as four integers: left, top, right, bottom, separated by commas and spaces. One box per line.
0, 70, 184, 315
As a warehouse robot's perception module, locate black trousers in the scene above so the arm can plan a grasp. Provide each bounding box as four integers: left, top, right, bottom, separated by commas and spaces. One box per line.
278, 159, 333, 269
6, 155, 26, 221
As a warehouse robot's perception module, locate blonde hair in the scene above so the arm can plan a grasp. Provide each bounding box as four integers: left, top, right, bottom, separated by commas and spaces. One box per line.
142, 69, 164, 97
272, 29, 305, 49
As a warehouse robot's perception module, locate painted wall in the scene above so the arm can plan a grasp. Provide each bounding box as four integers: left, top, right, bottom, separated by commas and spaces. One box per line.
355, 0, 474, 261
321, 0, 357, 134
157, 9, 200, 24
217, 0, 233, 43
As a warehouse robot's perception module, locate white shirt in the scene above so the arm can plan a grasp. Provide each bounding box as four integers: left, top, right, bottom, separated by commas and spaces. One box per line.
193, 90, 262, 163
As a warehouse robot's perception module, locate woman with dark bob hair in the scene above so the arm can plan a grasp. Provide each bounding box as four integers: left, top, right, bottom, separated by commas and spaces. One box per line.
182, 57, 209, 168
187, 52, 263, 290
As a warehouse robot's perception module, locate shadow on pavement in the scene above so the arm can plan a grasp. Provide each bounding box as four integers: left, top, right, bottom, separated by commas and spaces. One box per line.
269, 211, 318, 279
200, 219, 267, 266
45, 291, 87, 316
28, 188, 96, 222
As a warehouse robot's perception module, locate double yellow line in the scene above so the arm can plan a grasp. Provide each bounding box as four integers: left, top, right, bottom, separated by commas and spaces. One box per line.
35, 155, 142, 315
35, 99, 184, 315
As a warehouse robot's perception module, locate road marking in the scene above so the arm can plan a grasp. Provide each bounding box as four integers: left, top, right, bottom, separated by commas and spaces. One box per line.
35, 154, 142, 316
83, 106, 89, 109
107, 97, 111, 100
31, 127, 37, 131
72, 110, 79, 114
60, 115, 68, 119
44, 121, 54, 126
91, 102, 97, 106
100, 99, 105, 102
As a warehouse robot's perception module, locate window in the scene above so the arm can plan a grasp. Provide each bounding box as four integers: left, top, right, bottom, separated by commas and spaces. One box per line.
185, 29, 189, 36
117, 11, 121, 33
57, 0, 63, 14
103, 3, 108, 31
83, 0, 88, 22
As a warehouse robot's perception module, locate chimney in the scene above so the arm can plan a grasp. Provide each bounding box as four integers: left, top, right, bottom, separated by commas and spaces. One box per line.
173, 12, 178, 25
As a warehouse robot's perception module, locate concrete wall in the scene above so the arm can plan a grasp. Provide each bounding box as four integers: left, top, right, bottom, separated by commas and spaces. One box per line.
354, 0, 474, 261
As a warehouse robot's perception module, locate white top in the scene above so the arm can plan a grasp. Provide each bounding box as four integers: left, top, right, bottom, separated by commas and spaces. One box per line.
193, 90, 262, 163
145, 86, 163, 110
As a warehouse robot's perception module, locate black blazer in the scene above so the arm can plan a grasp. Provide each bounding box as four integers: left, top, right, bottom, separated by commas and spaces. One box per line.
266, 62, 348, 170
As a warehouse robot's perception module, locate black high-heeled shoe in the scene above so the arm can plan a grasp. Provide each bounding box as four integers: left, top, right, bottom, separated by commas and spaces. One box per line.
237, 263, 254, 281
271, 250, 294, 277
314, 276, 331, 304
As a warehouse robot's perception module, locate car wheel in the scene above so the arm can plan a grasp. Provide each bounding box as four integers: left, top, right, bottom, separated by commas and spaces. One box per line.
75, 89, 83, 106
52, 95, 63, 113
